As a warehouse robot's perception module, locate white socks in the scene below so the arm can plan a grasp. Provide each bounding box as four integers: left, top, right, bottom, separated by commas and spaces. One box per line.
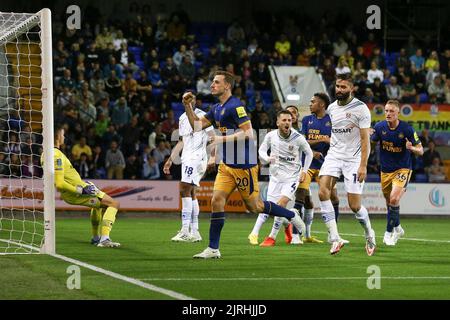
355, 205, 372, 236
303, 208, 314, 238
320, 200, 339, 242
181, 197, 192, 232
251, 214, 269, 235
191, 199, 200, 233
269, 216, 284, 239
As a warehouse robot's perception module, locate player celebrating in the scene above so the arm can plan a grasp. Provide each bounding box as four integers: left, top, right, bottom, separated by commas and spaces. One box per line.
248, 110, 313, 246
48, 126, 121, 247
318, 73, 376, 256
371, 100, 423, 245
164, 95, 215, 242
182, 70, 306, 259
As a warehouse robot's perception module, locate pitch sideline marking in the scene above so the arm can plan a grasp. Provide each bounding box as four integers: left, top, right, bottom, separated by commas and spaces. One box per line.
51, 253, 196, 300
314, 231, 450, 243
139, 276, 450, 281
0, 239, 195, 300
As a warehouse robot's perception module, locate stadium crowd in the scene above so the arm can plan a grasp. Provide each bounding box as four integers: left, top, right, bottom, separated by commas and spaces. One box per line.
1, 4, 449, 182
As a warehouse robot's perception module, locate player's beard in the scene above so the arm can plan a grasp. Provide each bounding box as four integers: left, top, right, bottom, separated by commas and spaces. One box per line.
336, 91, 350, 102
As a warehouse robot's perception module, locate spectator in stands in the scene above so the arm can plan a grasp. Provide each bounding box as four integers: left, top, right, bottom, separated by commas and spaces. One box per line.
367, 61, 384, 83
136, 71, 153, 99
410, 48, 425, 71
371, 77, 387, 103
152, 140, 171, 166
161, 110, 178, 136
103, 56, 123, 79
56, 86, 73, 109
332, 37, 348, 59
425, 50, 440, 71
73, 152, 91, 179
113, 29, 127, 51
361, 87, 375, 103
92, 145, 106, 178
362, 33, 377, 58
196, 72, 212, 97
178, 55, 196, 87
58, 69, 75, 92
120, 116, 142, 157
9, 154, 21, 177
167, 14, 187, 45
400, 76, 417, 103
124, 153, 142, 180
427, 157, 447, 183
79, 96, 97, 127
161, 57, 178, 84
142, 155, 160, 179
105, 140, 126, 179
111, 96, 132, 129
396, 48, 410, 69
369, 47, 386, 70
428, 75, 446, 103
423, 140, 442, 168
0, 153, 9, 177
335, 56, 351, 75
115, 42, 138, 73
173, 44, 191, 68
95, 26, 113, 50
296, 48, 310, 66
122, 70, 138, 102
318, 58, 336, 89
85, 42, 101, 71
252, 62, 270, 91
167, 74, 185, 102
410, 63, 426, 94
367, 146, 379, 174
275, 34, 291, 59
148, 123, 167, 150
386, 76, 402, 100
445, 78, 450, 104
354, 46, 368, 69
227, 20, 246, 47
72, 137, 92, 161
95, 112, 109, 137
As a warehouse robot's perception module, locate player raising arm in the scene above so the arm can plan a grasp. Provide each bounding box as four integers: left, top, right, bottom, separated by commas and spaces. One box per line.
371, 100, 423, 245
183, 70, 306, 259
164, 95, 215, 242
46, 126, 121, 247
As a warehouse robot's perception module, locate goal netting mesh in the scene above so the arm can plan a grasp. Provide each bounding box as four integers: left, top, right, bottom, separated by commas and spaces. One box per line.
0, 10, 54, 254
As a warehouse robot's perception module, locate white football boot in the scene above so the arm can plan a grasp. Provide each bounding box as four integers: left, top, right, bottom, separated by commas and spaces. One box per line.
193, 247, 221, 259
365, 229, 376, 256
171, 230, 192, 242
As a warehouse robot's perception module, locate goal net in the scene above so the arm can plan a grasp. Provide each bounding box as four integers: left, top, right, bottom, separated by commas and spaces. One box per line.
0, 9, 55, 254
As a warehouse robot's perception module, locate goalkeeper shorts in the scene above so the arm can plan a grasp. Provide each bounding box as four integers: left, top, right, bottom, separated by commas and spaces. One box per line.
60, 188, 105, 209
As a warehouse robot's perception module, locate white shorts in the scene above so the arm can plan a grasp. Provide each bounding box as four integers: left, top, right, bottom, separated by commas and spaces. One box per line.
319, 156, 364, 194
181, 159, 207, 187
267, 179, 299, 203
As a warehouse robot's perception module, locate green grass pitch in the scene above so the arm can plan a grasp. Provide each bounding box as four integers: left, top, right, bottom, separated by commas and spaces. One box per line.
1, 215, 450, 300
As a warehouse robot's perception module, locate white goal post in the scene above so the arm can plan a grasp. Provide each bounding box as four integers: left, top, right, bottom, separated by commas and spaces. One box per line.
0, 8, 55, 254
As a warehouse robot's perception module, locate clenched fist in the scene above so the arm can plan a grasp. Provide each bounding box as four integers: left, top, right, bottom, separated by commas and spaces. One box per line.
182, 92, 195, 108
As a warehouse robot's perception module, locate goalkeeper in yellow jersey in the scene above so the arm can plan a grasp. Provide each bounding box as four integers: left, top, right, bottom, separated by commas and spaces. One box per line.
48, 126, 121, 248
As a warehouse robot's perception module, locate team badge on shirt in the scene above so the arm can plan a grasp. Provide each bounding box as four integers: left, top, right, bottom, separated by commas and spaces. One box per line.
346, 113, 351, 118
398, 133, 404, 139
325, 121, 331, 127
236, 106, 247, 118
382, 130, 387, 135
56, 159, 62, 166
289, 145, 294, 151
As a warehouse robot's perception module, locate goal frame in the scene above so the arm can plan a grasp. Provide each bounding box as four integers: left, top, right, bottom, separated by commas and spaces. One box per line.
0, 8, 55, 254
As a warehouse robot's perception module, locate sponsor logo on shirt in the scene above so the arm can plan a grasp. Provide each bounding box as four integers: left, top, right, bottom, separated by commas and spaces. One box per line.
236, 106, 247, 118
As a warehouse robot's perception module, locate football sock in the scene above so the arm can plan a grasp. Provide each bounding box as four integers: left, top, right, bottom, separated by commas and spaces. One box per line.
393, 205, 401, 227
292, 201, 304, 235
100, 207, 118, 241
387, 205, 399, 232
251, 214, 269, 235
90, 208, 103, 237
181, 197, 192, 233
263, 201, 294, 219
304, 208, 314, 238
332, 201, 340, 222
320, 200, 339, 241
209, 212, 225, 249
191, 198, 200, 233
356, 206, 372, 236
269, 216, 283, 239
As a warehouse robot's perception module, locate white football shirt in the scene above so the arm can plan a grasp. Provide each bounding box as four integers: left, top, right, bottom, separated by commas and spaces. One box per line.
178, 108, 213, 162
259, 128, 313, 182
327, 97, 371, 162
